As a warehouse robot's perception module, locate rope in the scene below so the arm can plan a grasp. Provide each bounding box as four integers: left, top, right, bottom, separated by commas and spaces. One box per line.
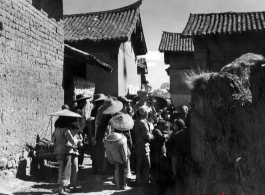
45, 116, 53, 139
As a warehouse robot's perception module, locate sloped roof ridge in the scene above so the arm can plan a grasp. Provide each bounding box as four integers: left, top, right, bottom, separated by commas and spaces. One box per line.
189, 11, 265, 15
64, 44, 113, 72
162, 31, 182, 34
64, 0, 142, 17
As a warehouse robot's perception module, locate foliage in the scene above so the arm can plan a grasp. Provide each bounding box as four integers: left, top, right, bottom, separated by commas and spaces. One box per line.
181, 69, 212, 90
160, 82, 170, 90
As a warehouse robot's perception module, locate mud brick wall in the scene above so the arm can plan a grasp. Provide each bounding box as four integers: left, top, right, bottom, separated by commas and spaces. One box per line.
0, 0, 64, 164
166, 52, 194, 108
193, 33, 265, 72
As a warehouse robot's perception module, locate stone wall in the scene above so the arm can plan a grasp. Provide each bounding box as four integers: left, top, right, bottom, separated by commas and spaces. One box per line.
0, 0, 64, 169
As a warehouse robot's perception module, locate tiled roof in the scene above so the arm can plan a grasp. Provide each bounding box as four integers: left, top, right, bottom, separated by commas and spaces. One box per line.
159, 32, 194, 52
64, 1, 147, 55
64, 44, 113, 72
182, 11, 265, 36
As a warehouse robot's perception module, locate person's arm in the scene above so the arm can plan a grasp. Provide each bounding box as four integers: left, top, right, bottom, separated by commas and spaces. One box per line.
140, 120, 154, 141
168, 133, 175, 154
65, 130, 79, 146
133, 103, 138, 114
52, 131, 56, 144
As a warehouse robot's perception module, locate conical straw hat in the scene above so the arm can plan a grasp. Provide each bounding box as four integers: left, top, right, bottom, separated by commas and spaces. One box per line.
48, 109, 82, 117
98, 96, 123, 115
108, 113, 134, 131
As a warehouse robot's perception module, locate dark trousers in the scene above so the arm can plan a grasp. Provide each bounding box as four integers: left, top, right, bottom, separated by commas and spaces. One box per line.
78, 147, 84, 165
159, 155, 171, 185
136, 154, 150, 185
92, 143, 105, 173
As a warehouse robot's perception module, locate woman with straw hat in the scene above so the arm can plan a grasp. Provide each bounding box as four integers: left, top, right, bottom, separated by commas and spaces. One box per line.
104, 113, 134, 190
50, 109, 82, 195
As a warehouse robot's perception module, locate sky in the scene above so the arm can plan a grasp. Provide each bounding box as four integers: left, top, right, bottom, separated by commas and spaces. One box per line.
63, 0, 265, 90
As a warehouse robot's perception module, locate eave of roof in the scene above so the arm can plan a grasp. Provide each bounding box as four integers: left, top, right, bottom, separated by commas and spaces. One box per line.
182, 11, 265, 36
64, 0, 147, 55
64, 44, 113, 72
159, 31, 194, 52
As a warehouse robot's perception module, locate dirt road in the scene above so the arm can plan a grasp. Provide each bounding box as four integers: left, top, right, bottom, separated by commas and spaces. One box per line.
0, 155, 184, 195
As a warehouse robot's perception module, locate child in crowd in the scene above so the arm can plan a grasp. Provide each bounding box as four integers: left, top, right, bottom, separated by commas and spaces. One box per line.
68, 122, 83, 192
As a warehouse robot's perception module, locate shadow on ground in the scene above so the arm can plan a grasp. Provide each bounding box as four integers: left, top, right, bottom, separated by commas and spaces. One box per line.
12, 155, 186, 195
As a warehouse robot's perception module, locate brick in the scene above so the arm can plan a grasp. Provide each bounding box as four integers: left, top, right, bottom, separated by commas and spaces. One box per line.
7, 161, 12, 169
0, 157, 7, 168
0, 0, 64, 164
11, 159, 16, 168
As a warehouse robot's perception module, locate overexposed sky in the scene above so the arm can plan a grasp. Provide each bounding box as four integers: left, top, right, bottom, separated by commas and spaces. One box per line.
63, 0, 265, 89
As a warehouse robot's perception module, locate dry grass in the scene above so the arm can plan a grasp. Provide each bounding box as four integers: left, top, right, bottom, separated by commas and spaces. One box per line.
221, 53, 265, 89
181, 69, 212, 90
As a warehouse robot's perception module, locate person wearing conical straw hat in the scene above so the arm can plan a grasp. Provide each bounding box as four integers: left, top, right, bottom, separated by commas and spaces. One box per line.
89, 94, 106, 172
91, 93, 106, 118
50, 109, 82, 195
104, 113, 134, 190
117, 96, 133, 116
117, 96, 134, 179
93, 96, 123, 174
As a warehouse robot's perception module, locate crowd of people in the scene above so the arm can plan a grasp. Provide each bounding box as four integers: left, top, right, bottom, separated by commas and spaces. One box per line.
52, 89, 192, 195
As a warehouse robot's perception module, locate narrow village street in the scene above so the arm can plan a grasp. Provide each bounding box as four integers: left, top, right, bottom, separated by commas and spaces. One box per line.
0, 155, 185, 195
2, 0, 265, 194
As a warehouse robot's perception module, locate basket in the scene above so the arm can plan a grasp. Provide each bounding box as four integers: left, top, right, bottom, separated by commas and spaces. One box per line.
36, 138, 56, 161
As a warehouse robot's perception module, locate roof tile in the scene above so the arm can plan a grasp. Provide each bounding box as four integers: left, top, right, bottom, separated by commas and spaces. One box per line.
64, 1, 147, 54
183, 11, 265, 36
159, 32, 194, 52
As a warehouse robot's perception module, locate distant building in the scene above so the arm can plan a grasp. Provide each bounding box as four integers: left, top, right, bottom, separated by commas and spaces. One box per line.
137, 58, 149, 87
182, 11, 265, 71
159, 32, 194, 107
64, 0, 147, 96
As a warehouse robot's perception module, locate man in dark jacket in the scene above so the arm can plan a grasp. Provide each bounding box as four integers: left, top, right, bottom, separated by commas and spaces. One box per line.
169, 119, 191, 186
151, 120, 171, 184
